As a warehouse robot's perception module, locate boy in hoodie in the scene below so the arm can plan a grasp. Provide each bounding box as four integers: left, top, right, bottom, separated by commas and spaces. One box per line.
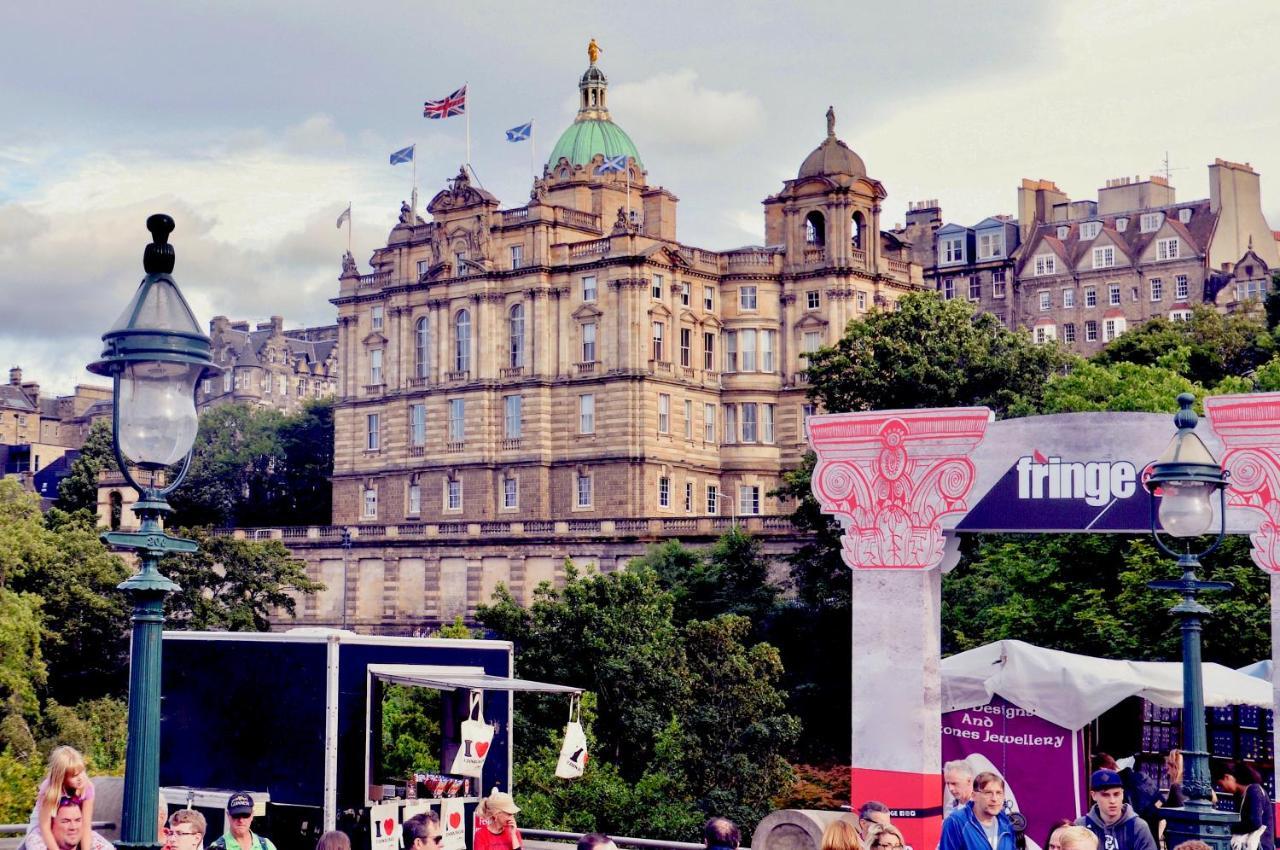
1076, 770, 1157, 850
939, 772, 1015, 850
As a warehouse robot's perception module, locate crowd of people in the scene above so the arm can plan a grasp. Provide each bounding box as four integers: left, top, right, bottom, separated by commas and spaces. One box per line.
17, 744, 1278, 850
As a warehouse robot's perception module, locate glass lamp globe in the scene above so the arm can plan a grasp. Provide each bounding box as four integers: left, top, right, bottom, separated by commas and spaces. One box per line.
1157, 480, 1216, 537
117, 359, 202, 468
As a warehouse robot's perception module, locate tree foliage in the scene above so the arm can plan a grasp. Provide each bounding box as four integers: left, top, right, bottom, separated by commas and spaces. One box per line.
1092, 306, 1277, 387
477, 549, 799, 838
160, 528, 325, 631
169, 398, 334, 528
804, 292, 1070, 418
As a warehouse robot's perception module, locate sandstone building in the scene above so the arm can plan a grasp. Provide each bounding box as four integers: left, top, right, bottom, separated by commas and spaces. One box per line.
198, 315, 339, 413
256, 55, 927, 632
906, 162, 1278, 352
0, 366, 112, 503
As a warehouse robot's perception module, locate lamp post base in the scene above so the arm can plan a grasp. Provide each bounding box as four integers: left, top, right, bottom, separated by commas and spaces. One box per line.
1162, 804, 1239, 850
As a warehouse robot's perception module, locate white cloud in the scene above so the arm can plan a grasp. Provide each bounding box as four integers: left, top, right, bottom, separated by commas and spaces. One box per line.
610, 70, 765, 154
0, 115, 413, 395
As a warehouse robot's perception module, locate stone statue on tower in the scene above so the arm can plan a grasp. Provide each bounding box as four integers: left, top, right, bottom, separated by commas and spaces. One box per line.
826, 105, 836, 138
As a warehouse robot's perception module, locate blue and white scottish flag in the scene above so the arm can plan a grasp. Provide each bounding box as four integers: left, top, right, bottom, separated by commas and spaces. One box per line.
596, 154, 627, 174
389, 145, 415, 165
505, 122, 532, 142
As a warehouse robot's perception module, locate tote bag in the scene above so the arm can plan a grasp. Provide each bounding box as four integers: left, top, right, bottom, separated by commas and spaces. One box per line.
449, 690, 494, 778
555, 693, 588, 779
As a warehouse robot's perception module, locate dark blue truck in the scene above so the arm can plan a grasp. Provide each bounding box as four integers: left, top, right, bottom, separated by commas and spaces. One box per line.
158, 629, 577, 850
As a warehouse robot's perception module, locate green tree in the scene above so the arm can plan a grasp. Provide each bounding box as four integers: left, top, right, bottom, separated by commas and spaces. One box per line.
160, 528, 324, 630
56, 419, 117, 516
380, 685, 441, 777
941, 534, 1269, 666
1092, 305, 1277, 387
678, 615, 800, 829
477, 565, 688, 778
1040, 360, 1199, 413
16, 510, 130, 703
273, 398, 335, 526
169, 403, 287, 527
804, 291, 1069, 418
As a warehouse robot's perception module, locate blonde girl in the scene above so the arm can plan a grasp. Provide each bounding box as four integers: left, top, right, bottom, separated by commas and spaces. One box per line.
27, 746, 96, 850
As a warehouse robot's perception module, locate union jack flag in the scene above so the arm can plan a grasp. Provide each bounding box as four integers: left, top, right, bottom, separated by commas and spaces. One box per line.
424, 86, 467, 119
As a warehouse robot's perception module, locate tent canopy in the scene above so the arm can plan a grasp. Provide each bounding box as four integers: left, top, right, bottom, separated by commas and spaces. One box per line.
368, 664, 581, 694
942, 640, 1272, 731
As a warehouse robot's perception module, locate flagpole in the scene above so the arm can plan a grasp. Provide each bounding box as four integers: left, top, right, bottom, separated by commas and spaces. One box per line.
464, 81, 471, 171
411, 147, 418, 219
530, 120, 536, 183
347, 202, 352, 254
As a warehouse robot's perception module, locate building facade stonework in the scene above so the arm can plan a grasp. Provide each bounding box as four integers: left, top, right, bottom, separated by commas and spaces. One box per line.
267, 59, 927, 631
199, 315, 339, 413
911, 162, 1278, 352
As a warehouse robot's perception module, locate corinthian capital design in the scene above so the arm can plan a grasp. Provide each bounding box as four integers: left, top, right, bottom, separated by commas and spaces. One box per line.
808, 408, 991, 569
1205, 392, 1280, 573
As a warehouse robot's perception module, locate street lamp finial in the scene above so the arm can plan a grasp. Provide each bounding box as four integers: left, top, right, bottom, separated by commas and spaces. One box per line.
144, 213, 176, 274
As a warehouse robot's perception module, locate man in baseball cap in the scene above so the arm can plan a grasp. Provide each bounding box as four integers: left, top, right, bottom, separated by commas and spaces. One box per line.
1075, 770, 1156, 850
208, 793, 276, 850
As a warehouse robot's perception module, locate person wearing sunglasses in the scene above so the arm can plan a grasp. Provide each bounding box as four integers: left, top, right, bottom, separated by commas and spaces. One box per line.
403, 812, 442, 850
165, 810, 206, 850
208, 793, 275, 850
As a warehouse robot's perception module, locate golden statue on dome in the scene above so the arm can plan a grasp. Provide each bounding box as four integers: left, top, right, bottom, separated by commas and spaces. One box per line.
588, 38, 601, 64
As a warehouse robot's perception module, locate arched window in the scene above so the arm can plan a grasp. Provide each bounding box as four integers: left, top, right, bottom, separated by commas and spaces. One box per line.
414, 316, 430, 379
454, 310, 471, 373
851, 211, 865, 250
805, 211, 826, 246
509, 304, 525, 368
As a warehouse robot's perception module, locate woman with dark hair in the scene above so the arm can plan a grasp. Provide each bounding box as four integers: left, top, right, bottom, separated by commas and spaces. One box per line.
1217, 761, 1274, 850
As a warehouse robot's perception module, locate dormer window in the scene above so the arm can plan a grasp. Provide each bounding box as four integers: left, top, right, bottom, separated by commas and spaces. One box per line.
940, 237, 964, 264
1057, 225, 1070, 240
1156, 238, 1180, 261
1140, 212, 1163, 233
1179, 208, 1193, 224
977, 232, 1004, 259
1116, 217, 1129, 232
1080, 221, 1101, 241
1092, 246, 1116, 269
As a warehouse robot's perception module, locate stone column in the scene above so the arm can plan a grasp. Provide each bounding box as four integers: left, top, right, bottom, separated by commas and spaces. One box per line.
1205, 392, 1280, 782
808, 408, 989, 850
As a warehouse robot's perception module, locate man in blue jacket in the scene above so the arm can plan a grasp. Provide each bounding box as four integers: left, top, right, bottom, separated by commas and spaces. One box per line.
940, 771, 1016, 850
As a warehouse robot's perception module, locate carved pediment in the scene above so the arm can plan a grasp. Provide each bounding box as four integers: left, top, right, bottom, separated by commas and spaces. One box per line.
648, 303, 674, 320
427, 166, 500, 214
678, 308, 700, 325
794, 314, 829, 330
362, 331, 388, 346
572, 303, 604, 321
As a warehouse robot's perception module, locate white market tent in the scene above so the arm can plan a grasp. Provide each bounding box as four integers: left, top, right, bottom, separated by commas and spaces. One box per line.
941, 639, 1273, 731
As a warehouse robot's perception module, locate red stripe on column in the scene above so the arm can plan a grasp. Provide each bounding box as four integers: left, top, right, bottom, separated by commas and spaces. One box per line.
851, 766, 943, 850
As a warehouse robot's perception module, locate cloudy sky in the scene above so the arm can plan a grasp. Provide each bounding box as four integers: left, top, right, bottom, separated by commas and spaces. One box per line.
2, 1, 1278, 395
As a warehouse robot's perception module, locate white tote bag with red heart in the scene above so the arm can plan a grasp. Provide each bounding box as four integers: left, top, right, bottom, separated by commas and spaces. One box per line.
555, 693, 588, 779
449, 690, 494, 778
440, 799, 466, 850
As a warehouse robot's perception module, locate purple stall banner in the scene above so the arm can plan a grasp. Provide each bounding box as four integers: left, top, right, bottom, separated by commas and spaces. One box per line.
942, 696, 1088, 844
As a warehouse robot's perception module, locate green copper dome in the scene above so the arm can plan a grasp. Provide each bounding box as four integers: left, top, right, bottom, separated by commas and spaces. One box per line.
547, 119, 643, 170
546, 57, 644, 171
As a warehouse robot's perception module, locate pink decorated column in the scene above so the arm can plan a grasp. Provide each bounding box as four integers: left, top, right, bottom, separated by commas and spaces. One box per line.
1205, 392, 1280, 818
808, 408, 991, 850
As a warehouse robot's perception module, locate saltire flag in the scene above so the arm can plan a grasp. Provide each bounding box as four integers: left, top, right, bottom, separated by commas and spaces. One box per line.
389, 144, 415, 165
336, 204, 351, 229
424, 86, 467, 119
505, 122, 532, 143
596, 154, 627, 174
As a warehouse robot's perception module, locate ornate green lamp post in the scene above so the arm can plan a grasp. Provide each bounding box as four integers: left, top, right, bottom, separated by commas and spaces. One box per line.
1144, 393, 1239, 850
87, 215, 216, 850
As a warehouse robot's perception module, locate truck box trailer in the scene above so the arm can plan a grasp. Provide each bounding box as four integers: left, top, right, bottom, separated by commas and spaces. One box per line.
159, 629, 577, 850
